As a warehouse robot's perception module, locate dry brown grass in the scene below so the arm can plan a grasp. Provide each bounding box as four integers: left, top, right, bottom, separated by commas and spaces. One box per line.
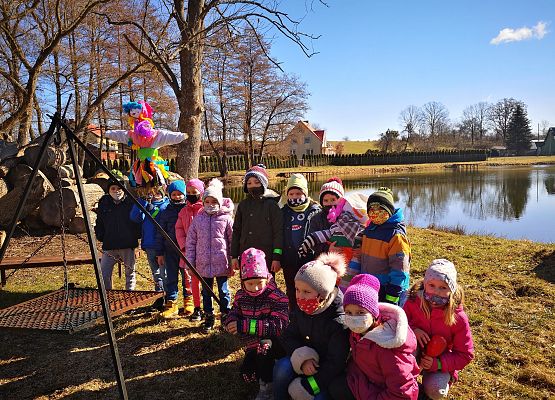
1, 228, 554, 399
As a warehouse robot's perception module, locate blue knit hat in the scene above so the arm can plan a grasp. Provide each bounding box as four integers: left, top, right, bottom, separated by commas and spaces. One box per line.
167, 180, 185, 196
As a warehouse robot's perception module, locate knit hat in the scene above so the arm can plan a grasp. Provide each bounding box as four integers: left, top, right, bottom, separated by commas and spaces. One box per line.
167, 180, 185, 196
186, 178, 205, 195
243, 164, 269, 193
319, 177, 345, 204
203, 178, 224, 206
367, 187, 395, 215
240, 248, 271, 280
106, 176, 125, 193
343, 274, 381, 318
295, 252, 346, 299
424, 259, 458, 293
286, 173, 308, 196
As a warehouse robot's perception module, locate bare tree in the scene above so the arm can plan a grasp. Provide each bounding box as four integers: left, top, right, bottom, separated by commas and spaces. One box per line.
490, 98, 524, 144
378, 129, 399, 152
399, 105, 421, 149
421, 101, 449, 138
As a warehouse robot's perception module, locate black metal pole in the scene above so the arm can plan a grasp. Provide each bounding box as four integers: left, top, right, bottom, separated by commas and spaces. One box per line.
64, 114, 129, 400
60, 120, 222, 306
0, 114, 59, 286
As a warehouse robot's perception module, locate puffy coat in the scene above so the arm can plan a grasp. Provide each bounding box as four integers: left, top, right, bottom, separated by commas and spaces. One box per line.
175, 200, 204, 268
282, 201, 321, 268
231, 190, 283, 263
280, 289, 350, 393
185, 199, 233, 278
129, 196, 169, 251
347, 303, 420, 400
224, 279, 289, 350
154, 201, 186, 256
95, 194, 141, 250
403, 293, 474, 380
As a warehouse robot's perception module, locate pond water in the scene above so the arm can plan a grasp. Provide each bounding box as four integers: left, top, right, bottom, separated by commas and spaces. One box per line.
223, 165, 555, 243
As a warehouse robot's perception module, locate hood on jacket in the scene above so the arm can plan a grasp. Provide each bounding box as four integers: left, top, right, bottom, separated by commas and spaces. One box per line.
365, 208, 406, 233
200, 197, 235, 216
361, 302, 408, 349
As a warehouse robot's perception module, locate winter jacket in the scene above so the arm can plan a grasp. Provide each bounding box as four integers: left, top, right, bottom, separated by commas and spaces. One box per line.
306, 209, 332, 257
154, 201, 186, 256
224, 279, 289, 350
185, 200, 234, 278
231, 190, 283, 263
347, 303, 420, 400
282, 201, 321, 269
281, 289, 350, 394
175, 200, 204, 268
95, 194, 141, 250
403, 294, 474, 380
129, 197, 169, 251
360, 208, 411, 303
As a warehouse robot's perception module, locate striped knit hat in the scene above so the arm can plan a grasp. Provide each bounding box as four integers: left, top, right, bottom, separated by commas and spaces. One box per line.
243, 164, 269, 193
319, 177, 345, 204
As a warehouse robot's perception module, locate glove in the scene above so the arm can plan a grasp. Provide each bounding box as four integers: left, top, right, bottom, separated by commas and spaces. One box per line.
383, 283, 403, 305
288, 377, 315, 400
298, 230, 332, 258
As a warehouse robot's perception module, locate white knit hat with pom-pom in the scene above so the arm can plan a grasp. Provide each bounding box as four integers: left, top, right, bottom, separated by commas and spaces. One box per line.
295, 252, 346, 299
203, 178, 224, 205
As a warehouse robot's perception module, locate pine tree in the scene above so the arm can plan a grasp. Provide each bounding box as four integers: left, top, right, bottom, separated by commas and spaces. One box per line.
506, 104, 533, 152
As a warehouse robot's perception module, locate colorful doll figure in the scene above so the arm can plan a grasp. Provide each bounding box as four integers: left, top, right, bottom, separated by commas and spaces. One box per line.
106, 101, 187, 192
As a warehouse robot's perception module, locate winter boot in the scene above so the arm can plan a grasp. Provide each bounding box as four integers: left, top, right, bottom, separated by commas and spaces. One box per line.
179, 296, 195, 316
255, 380, 273, 400
189, 307, 203, 322
202, 313, 215, 333
159, 299, 179, 319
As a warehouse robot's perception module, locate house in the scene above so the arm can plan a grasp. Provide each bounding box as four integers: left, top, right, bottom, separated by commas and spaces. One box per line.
283, 120, 335, 160
535, 127, 555, 156
86, 123, 125, 161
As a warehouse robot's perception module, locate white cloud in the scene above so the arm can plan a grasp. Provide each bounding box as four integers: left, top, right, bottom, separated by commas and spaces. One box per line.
490, 21, 548, 45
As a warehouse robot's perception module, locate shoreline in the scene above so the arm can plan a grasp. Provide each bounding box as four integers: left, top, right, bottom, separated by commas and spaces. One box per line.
200, 155, 555, 184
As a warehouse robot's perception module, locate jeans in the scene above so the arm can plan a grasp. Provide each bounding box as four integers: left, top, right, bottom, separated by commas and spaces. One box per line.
164, 249, 191, 301
145, 248, 165, 292
100, 248, 136, 290
272, 357, 329, 400
201, 276, 230, 314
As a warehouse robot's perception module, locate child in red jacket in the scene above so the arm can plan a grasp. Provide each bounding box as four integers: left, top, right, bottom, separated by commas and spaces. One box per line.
343, 274, 420, 400
403, 259, 474, 400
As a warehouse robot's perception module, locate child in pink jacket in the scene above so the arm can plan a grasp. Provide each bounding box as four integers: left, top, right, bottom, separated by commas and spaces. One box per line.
403, 259, 474, 400
343, 274, 419, 400
185, 178, 234, 333
175, 178, 205, 319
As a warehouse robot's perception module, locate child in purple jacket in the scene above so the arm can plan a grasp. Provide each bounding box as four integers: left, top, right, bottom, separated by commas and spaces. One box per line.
185, 179, 234, 333
224, 247, 289, 400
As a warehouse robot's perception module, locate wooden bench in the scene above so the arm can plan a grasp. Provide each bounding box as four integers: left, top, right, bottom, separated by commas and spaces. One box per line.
0, 253, 111, 287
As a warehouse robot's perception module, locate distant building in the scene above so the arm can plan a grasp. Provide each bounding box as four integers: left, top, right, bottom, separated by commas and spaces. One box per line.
86, 123, 125, 161
282, 120, 335, 160
534, 127, 555, 156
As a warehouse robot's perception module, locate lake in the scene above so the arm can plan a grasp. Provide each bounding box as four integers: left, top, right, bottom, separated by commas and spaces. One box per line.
223, 165, 555, 243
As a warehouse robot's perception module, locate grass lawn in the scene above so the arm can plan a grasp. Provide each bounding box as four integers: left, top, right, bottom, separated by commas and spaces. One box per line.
327, 140, 379, 154
0, 228, 554, 399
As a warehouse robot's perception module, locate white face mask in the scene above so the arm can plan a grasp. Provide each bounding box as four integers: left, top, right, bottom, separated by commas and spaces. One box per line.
204, 204, 220, 214
110, 191, 124, 202
345, 314, 374, 334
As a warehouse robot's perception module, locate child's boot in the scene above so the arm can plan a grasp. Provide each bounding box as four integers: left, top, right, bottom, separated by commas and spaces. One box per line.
255, 380, 273, 400
202, 313, 215, 333
189, 307, 203, 322
179, 296, 195, 316
159, 299, 179, 319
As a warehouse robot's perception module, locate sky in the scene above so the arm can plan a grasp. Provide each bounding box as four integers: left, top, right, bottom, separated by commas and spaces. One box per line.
269, 0, 555, 140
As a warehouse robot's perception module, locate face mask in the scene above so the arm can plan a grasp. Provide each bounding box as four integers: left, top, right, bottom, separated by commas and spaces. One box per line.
322, 205, 333, 214
204, 204, 220, 214
297, 296, 321, 315
424, 291, 450, 307
287, 196, 307, 207
171, 198, 185, 205
248, 186, 264, 198
244, 285, 266, 297
186, 194, 200, 204
345, 314, 374, 334
368, 208, 391, 225
110, 191, 124, 202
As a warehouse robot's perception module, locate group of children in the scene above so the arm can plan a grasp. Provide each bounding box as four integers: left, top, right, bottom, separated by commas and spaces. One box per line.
94, 165, 474, 400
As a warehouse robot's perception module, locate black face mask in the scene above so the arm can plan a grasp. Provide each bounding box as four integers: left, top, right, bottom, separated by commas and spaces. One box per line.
186, 194, 200, 204
322, 205, 333, 214
248, 186, 265, 198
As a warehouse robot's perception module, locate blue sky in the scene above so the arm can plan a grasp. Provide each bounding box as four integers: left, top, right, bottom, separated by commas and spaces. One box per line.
270, 1, 555, 140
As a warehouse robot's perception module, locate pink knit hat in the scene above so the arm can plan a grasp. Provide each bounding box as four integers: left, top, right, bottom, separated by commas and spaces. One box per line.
186, 178, 205, 195
343, 274, 380, 318
319, 177, 345, 204
243, 164, 269, 193
240, 248, 271, 280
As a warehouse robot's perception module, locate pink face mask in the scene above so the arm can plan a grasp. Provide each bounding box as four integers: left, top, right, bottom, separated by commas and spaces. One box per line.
297, 296, 321, 314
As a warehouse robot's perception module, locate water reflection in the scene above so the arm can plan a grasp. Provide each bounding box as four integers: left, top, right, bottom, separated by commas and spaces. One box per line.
223, 166, 555, 243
